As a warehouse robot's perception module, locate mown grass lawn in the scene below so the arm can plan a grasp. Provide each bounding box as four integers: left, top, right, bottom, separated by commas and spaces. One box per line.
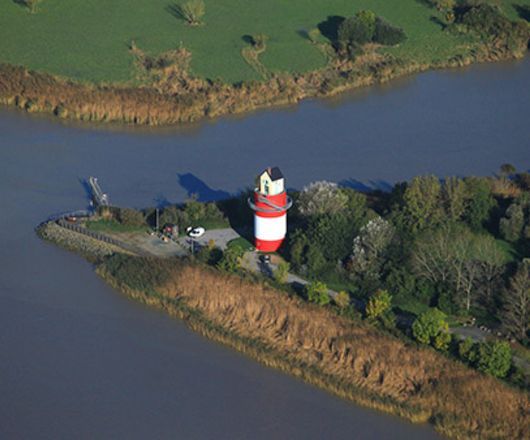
1, 1, 527, 84
85, 219, 148, 233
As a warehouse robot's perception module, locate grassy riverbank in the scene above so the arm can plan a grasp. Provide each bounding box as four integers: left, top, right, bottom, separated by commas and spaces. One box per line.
93, 255, 527, 439
0, 1, 528, 125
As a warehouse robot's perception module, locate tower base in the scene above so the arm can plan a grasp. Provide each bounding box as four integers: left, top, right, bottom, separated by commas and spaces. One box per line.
255, 238, 284, 253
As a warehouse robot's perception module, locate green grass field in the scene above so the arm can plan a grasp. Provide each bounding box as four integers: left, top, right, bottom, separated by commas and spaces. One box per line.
0, 1, 527, 84
85, 219, 148, 233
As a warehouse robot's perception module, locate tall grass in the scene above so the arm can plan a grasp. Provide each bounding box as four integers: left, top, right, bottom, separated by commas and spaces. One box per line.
98, 255, 529, 439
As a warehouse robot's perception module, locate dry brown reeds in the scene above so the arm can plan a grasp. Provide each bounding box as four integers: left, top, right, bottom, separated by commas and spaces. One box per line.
98, 258, 529, 439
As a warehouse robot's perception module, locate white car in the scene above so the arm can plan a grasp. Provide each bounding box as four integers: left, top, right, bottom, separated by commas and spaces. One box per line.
186, 226, 205, 238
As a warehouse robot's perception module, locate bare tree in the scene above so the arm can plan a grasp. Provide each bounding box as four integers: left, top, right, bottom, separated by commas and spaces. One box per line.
502, 262, 530, 341
413, 225, 506, 313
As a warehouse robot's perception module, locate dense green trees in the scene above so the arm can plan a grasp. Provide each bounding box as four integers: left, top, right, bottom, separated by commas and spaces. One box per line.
457, 338, 512, 378
160, 197, 225, 231
337, 10, 406, 54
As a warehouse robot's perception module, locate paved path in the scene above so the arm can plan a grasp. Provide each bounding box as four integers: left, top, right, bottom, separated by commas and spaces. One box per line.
177, 228, 243, 251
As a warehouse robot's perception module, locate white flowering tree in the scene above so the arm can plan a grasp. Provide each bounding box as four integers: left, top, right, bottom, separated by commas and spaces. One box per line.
349, 216, 395, 280
297, 181, 348, 217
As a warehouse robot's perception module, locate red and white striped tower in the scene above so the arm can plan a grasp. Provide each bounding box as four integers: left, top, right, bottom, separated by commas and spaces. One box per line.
248, 167, 292, 252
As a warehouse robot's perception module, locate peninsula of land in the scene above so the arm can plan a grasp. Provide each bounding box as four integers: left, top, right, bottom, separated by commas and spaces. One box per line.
1, 0, 529, 125
37, 168, 530, 439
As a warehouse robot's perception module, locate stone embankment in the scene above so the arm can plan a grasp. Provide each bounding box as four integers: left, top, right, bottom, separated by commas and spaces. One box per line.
37, 221, 135, 261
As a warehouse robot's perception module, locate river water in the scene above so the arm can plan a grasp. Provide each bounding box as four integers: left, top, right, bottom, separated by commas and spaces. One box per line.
0, 57, 529, 439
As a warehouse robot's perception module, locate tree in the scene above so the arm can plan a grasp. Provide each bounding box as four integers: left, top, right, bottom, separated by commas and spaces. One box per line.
501, 262, 530, 342
118, 208, 145, 227
427, 0, 455, 12
373, 17, 407, 46
366, 289, 392, 320
402, 175, 443, 232
442, 176, 467, 222
412, 225, 505, 313
349, 217, 394, 282
412, 308, 451, 350
307, 212, 354, 262
297, 181, 348, 217
306, 281, 330, 306
305, 244, 327, 274
463, 177, 496, 231
500, 163, 516, 178
499, 202, 525, 243
337, 11, 376, 48
334, 291, 351, 309
477, 341, 512, 378
274, 261, 290, 284
172, 0, 205, 26
289, 230, 308, 271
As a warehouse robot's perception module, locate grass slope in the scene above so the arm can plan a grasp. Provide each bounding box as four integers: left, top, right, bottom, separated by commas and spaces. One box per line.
1, 0, 527, 84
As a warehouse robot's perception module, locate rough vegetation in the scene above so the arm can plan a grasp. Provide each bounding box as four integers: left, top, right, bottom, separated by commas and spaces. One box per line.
97, 256, 529, 439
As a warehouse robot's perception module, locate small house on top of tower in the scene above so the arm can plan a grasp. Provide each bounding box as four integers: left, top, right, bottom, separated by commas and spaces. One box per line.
257, 167, 284, 196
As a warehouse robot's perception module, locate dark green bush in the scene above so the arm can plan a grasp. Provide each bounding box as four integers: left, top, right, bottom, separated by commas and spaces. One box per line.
374, 17, 407, 46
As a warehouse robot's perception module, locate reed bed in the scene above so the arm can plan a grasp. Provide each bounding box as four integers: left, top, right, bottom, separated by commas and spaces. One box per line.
97, 256, 529, 439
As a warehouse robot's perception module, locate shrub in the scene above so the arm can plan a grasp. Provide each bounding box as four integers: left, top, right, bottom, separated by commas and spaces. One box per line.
172, 0, 205, 26
117, 208, 145, 227
374, 17, 407, 46
16, 0, 42, 13
366, 289, 396, 329
217, 246, 244, 273
477, 341, 512, 378
337, 11, 376, 47
306, 281, 330, 306
251, 34, 269, 51
412, 308, 451, 350
458, 337, 479, 365
274, 261, 290, 284
334, 290, 351, 309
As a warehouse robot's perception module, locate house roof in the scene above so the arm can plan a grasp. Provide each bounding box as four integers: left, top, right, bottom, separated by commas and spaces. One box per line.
262, 166, 283, 181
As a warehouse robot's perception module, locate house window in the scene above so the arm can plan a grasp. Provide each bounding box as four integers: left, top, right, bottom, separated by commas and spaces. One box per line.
264, 181, 270, 194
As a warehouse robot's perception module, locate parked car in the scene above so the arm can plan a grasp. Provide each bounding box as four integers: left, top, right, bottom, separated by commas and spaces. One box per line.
259, 254, 271, 264
186, 226, 205, 238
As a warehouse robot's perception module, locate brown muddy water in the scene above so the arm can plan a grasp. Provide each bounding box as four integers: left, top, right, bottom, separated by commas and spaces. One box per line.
1, 57, 529, 439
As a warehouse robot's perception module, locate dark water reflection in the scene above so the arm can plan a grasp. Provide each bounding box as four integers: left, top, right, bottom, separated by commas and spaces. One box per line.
1, 57, 529, 439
